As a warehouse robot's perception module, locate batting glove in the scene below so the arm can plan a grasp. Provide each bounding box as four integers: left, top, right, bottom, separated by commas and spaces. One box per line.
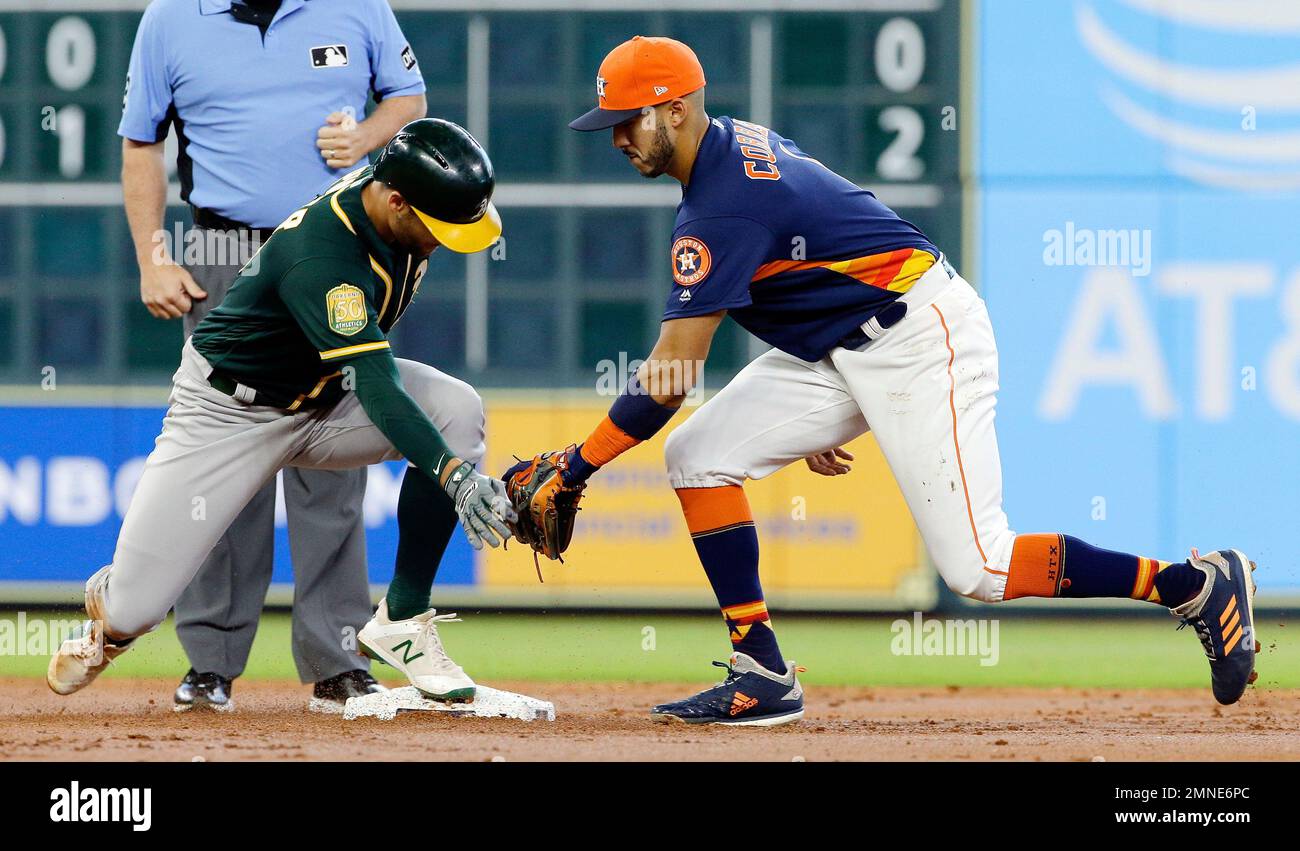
442, 460, 518, 550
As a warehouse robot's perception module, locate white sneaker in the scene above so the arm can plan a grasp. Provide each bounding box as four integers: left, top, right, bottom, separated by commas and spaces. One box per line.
358, 600, 476, 701
47, 619, 132, 696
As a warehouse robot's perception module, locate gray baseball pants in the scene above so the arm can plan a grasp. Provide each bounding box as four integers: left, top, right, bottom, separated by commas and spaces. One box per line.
178, 233, 371, 683
100, 337, 486, 643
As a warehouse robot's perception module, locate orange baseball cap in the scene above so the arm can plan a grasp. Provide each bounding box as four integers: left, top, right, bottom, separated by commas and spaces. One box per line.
569, 36, 707, 131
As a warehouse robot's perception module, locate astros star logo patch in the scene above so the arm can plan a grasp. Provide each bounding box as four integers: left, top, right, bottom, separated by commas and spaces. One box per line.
671, 237, 711, 286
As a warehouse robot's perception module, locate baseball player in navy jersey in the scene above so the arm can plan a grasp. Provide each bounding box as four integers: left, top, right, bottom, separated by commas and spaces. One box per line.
537, 36, 1259, 726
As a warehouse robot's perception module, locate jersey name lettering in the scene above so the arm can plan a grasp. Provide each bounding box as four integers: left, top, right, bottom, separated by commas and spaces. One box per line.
732, 119, 781, 181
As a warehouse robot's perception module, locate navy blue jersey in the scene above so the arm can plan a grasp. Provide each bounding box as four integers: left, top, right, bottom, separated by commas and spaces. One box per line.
664, 117, 940, 361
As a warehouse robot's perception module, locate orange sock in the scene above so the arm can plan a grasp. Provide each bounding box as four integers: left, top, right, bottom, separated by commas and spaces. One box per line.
676, 486, 785, 673
1003, 534, 1174, 603
1003, 534, 1066, 599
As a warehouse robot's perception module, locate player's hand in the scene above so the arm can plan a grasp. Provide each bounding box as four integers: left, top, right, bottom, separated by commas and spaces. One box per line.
140, 262, 207, 319
501, 448, 587, 563
441, 460, 518, 550
805, 447, 854, 476
316, 112, 369, 169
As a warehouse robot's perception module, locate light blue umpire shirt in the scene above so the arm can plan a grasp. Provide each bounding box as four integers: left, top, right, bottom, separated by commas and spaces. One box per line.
119, 0, 426, 228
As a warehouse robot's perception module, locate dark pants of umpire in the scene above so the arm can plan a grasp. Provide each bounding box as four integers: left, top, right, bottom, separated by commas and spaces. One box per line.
177, 226, 373, 684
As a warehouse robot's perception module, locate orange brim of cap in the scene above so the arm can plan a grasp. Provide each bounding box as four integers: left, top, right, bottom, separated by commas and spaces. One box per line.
412, 202, 502, 253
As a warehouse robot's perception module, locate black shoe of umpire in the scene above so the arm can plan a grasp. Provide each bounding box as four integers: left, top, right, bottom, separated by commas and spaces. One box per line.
173, 668, 234, 713
308, 669, 386, 714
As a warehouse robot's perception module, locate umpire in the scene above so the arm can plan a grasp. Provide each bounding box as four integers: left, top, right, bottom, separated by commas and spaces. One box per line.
118, 0, 426, 711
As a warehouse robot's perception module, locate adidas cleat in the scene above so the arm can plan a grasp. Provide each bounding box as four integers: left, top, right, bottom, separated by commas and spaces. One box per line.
650, 653, 804, 727
1172, 548, 1258, 706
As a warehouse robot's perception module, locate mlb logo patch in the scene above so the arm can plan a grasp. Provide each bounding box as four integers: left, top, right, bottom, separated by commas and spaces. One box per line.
310, 45, 349, 68
401, 44, 418, 71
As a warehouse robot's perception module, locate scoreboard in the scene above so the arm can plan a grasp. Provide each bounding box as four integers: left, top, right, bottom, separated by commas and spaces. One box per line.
0, 10, 144, 183
0, 0, 964, 387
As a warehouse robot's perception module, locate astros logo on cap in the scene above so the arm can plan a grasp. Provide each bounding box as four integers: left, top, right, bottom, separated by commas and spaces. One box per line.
672, 237, 711, 286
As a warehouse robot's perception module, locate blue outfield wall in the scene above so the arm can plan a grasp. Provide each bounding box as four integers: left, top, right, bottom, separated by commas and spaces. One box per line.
977, 1, 1300, 590
0, 406, 474, 587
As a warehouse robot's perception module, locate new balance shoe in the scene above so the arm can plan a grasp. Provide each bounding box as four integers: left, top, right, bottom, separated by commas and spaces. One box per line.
1172, 548, 1259, 705
173, 668, 234, 713
358, 600, 476, 701
47, 619, 132, 696
308, 669, 386, 714
650, 652, 804, 726
48, 566, 133, 696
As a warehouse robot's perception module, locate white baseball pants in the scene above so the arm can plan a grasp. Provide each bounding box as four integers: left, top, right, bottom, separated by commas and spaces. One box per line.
665, 265, 1016, 602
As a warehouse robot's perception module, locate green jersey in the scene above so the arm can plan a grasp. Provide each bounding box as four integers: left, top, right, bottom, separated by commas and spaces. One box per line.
191, 166, 462, 481
192, 166, 428, 410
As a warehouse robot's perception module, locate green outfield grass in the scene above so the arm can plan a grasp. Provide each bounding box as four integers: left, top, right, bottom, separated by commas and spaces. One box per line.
2, 610, 1296, 689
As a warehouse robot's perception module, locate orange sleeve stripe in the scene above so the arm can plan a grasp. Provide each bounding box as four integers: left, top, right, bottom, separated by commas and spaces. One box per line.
675, 485, 754, 535
581, 416, 642, 467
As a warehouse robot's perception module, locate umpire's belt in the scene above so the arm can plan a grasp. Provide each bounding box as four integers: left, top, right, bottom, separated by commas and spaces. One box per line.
191, 206, 276, 242
838, 252, 956, 351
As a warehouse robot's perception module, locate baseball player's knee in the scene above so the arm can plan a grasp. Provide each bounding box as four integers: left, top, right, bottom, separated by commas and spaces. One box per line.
939, 564, 1004, 603
397, 361, 486, 464
436, 378, 487, 465
932, 531, 1016, 603
663, 426, 691, 475
663, 421, 738, 487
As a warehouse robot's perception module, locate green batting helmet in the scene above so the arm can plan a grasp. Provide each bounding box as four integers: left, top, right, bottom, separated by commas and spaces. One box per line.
373, 118, 502, 253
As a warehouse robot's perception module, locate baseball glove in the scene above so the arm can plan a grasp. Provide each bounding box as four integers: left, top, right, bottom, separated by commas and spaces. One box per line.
502, 447, 586, 577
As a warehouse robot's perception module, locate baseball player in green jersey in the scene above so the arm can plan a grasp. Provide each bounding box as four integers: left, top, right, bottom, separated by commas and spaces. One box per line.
48, 119, 513, 703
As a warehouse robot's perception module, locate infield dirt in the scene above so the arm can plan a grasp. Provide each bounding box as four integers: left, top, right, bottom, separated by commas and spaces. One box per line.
2, 678, 1297, 761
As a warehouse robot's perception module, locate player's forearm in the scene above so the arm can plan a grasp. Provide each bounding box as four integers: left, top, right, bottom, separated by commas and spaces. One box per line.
567, 382, 682, 481
564, 313, 722, 484
121, 138, 171, 268
361, 94, 427, 152
638, 350, 708, 408
349, 354, 460, 483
